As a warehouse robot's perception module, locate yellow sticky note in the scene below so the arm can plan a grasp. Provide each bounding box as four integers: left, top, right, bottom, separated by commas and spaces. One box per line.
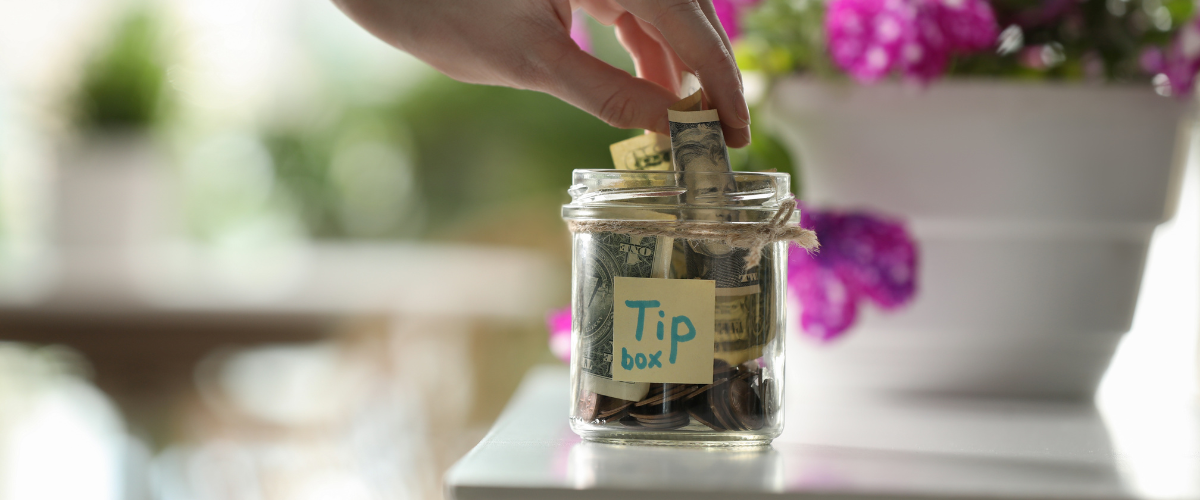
612, 277, 715, 384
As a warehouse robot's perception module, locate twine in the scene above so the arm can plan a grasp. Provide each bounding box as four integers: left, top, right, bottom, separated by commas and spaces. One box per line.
566, 199, 819, 268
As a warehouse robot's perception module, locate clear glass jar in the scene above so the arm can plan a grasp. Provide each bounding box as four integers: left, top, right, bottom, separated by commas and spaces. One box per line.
562, 169, 794, 446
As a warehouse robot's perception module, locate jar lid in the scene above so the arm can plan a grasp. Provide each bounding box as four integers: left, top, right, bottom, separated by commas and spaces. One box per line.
562, 169, 797, 224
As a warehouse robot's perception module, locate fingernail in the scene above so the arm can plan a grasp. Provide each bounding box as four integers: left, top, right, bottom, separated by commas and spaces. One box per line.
735, 94, 752, 127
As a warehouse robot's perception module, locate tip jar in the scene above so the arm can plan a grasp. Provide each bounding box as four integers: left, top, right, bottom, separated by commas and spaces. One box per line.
562, 169, 798, 446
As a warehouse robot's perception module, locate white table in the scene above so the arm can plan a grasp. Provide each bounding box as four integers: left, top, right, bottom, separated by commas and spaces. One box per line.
446, 365, 1200, 500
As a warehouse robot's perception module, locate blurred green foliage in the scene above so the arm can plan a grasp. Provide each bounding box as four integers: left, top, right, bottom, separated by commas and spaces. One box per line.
737, 0, 837, 78
75, 4, 167, 131
262, 17, 797, 242
260, 76, 636, 241
391, 76, 632, 234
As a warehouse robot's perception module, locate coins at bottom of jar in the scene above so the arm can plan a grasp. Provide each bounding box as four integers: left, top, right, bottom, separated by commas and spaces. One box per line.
576, 360, 768, 432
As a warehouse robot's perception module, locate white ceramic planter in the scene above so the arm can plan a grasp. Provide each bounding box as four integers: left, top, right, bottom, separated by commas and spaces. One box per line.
53, 132, 171, 299
56, 132, 169, 248
771, 80, 1193, 398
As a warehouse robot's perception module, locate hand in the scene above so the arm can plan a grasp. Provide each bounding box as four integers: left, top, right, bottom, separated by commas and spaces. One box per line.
331, 0, 751, 147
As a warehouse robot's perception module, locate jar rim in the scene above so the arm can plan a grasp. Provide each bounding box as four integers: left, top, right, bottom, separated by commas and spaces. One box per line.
562, 169, 796, 223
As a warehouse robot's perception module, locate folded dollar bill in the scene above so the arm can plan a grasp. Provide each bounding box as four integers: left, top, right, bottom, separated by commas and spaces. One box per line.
609, 133, 672, 171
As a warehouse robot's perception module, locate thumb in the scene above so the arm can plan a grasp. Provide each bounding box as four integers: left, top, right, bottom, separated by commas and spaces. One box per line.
531, 42, 678, 135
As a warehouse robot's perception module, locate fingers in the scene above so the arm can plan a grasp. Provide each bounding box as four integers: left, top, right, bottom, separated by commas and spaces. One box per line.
618, 11, 749, 147
533, 40, 678, 135
630, 16, 695, 90
615, 13, 680, 96
616, 0, 751, 137
696, 0, 739, 87
574, 0, 625, 24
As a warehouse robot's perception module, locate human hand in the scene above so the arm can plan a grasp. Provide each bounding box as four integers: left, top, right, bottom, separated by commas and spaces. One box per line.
331, 0, 750, 147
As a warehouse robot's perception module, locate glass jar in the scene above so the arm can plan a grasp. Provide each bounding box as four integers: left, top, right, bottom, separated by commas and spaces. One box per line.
562, 169, 794, 446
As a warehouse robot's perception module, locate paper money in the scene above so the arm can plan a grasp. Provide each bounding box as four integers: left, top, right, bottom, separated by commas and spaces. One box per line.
576, 132, 678, 402
575, 232, 659, 401
609, 133, 672, 171
666, 90, 775, 367
688, 245, 777, 366
668, 90, 738, 209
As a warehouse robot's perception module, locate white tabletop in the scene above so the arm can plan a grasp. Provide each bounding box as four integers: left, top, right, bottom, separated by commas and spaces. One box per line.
445, 365, 1200, 500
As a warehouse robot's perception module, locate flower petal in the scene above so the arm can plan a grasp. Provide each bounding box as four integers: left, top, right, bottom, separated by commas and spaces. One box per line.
789, 249, 860, 341
546, 306, 573, 364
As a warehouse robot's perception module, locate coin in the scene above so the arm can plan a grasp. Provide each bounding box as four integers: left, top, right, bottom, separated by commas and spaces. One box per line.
634, 409, 690, 429
729, 373, 763, 430
708, 380, 739, 430
686, 392, 725, 431
591, 361, 769, 432
635, 384, 693, 407
630, 387, 691, 417
577, 391, 600, 421
597, 399, 633, 420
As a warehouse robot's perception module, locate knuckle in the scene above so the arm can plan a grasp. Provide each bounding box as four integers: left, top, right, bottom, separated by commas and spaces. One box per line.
597, 89, 639, 128
694, 45, 735, 74
652, 0, 700, 28
503, 42, 559, 91
505, 22, 575, 91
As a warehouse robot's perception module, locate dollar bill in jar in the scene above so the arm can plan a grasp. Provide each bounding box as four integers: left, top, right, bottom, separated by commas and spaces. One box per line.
576, 133, 677, 402
575, 232, 666, 401
666, 90, 777, 367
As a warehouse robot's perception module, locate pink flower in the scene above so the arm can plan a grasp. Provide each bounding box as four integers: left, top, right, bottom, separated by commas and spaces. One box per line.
1141, 47, 1166, 74
827, 0, 916, 83
546, 307, 573, 364
932, 0, 998, 52
788, 205, 918, 341
713, 0, 762, 41
1147, 18, 1200, 96
789, 254, 858, 340
826, 0, 998, 83
901, 13, 951, 81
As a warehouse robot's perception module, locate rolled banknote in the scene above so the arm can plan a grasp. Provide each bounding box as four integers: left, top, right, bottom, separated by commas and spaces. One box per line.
667, 90, 738, 210
666, 90, 775, 367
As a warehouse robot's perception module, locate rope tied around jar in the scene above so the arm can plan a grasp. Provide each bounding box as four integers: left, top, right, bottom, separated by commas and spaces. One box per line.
566, 199, 819, 268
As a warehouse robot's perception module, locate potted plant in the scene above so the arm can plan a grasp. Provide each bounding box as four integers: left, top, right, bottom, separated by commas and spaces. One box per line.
723, 0, 1196, 398
59, 4, 171, 250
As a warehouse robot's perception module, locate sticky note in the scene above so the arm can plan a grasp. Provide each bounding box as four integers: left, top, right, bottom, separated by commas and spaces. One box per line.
612, 277, 715, 384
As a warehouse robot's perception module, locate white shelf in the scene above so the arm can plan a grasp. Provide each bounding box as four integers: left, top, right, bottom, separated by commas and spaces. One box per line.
0, 242, 563, 319
446, 365, 1200, 500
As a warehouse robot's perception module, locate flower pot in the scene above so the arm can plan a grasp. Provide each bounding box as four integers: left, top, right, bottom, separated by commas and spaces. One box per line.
53, 131, 171, 298
771, 79, 1193, 398
56, 132, 169, 249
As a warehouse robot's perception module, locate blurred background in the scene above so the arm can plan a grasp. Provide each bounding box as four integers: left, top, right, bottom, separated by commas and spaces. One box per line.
0, 0, 653, 498
1, 0, 1199, 499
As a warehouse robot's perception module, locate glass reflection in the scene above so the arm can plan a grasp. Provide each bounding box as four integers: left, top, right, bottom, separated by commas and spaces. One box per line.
567, 440, 783, 492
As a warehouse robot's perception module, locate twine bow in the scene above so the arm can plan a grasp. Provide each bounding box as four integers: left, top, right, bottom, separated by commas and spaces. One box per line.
566, 199, 819, 268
